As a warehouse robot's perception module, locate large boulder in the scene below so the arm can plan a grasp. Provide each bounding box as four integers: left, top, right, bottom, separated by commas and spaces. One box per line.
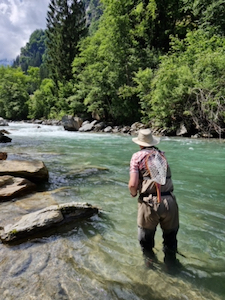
130, 122, 145, 134
0, 160, 49, 182
0, 202, 99, 243
104, 126, 112, 133
79, 121, 95, 132
62, 115, 83, 131
79, 123, 94, 132
0, 176, 36, 200
121, 126, 131, 133
94, 122, 105, 131
0, 117, 8, 126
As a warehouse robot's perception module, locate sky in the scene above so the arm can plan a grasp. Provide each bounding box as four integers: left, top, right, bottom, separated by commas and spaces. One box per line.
0, 0, 50, 60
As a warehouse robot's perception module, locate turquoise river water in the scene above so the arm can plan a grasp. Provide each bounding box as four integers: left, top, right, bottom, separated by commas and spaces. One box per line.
0, 122, 224, 300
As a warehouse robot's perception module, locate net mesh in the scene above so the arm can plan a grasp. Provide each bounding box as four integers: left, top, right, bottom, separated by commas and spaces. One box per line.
145, 150, 167, 185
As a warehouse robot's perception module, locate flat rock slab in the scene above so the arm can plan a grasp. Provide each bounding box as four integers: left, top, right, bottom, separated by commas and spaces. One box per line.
13, 190, 59, 211
0, 188, 66, 228
0, 202, 99, 243
0, 160, 49, 182
0, 175, 36, 200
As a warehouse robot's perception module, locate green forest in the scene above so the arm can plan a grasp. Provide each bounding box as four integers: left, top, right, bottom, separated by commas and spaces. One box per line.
0, 0, 225, 137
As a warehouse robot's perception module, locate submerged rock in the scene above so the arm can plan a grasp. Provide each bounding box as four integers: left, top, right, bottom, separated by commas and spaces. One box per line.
0, 160, 49, 182
0, 152, 7, 160
0, 132, 11, 143
0, 202, 99, 243
0, 175, 36, 200
66, 165, 109, 179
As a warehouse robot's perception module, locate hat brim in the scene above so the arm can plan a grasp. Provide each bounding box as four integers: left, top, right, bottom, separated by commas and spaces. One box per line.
132, 136, 160, 147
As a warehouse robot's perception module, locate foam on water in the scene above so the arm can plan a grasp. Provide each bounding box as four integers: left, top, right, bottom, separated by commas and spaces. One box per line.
7, 122, 114, 140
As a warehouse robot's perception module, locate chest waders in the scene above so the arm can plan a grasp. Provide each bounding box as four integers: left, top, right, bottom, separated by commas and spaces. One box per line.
137, 149, 179, 267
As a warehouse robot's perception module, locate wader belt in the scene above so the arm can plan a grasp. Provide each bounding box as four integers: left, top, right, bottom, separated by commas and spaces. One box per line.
152, 191, 171, 197
141, 191, 172, 198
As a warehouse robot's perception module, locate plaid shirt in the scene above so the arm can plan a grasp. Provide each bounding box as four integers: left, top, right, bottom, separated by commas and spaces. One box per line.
130, 148, 165, 174
130, 149, 151, 174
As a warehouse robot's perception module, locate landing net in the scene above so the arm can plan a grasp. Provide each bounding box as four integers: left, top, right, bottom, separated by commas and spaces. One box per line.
145, 150, 168, 202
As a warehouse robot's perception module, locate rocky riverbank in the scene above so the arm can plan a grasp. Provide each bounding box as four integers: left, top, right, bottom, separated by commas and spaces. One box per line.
0, 116, 224, 139
17, 117, 146, 136
0, 155, 99, 244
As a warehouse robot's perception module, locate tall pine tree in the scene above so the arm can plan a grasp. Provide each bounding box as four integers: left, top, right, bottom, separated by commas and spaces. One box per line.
46, 0, 87, 85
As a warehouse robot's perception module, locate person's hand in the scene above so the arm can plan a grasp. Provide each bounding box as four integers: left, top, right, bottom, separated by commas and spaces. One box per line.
130, 192, 137, 197
129, 173, 139, 197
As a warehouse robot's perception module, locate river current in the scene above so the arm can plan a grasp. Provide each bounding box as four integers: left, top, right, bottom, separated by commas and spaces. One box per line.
0, 122, 224, 300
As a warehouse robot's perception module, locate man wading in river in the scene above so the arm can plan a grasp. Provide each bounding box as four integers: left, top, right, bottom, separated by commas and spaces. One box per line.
128, 129, 179, 268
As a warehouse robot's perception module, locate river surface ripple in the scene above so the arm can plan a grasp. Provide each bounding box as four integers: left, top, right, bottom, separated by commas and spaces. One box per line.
0, 122, 224, 300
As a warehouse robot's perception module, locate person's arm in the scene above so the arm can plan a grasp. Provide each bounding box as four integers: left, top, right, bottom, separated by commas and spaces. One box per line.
128, 172, 139, 197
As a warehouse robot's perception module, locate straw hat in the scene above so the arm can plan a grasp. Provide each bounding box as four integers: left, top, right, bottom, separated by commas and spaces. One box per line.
132, 129, 160, 147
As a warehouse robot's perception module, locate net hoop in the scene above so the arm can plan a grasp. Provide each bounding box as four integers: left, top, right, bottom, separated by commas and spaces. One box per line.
145, 149, 168, 202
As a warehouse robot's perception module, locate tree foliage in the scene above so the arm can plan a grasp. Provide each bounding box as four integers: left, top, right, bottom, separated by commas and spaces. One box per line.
0, 67, 29, 120
84, 0, 103, 34
144, 30, 225, 136
71, 0, 169, 124
45, 0, 87, 84
181, 0, 225, 35
1, 0, 225, 136
12, 30, 46, 73
27, 78, 57, 119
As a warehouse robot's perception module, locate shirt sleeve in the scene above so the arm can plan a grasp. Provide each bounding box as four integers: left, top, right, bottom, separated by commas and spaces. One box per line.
129, 153, 139, 174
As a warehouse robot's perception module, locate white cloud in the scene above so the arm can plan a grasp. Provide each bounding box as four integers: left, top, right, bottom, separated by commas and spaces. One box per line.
0, 0, 50, 60
0, 3, 8, 14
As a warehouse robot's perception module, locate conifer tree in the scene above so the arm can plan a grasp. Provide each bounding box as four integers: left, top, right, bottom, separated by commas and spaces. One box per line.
46, 0, 87, 85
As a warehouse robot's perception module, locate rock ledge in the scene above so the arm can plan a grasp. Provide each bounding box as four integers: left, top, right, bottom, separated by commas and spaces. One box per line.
0, 202, 99, 243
